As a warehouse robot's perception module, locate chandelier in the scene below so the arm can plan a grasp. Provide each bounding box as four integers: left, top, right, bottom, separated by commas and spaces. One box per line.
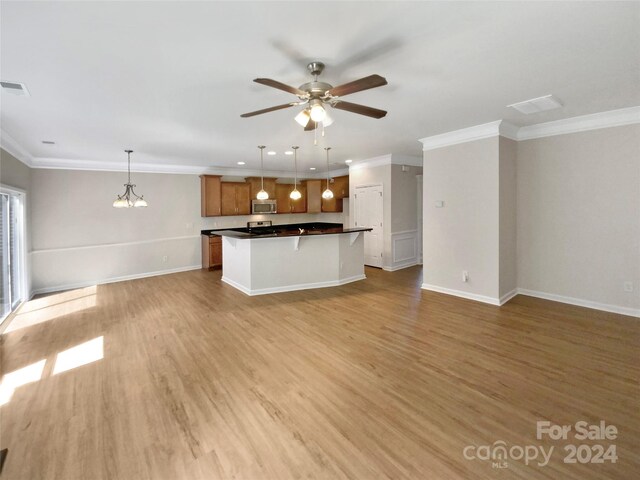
113, 150, 147, 208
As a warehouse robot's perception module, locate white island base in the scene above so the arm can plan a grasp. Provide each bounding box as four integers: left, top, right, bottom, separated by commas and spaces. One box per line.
221, 232, 366, 295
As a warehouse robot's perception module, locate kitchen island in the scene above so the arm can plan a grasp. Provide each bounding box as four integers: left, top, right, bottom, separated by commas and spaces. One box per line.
201, 223, 372, 295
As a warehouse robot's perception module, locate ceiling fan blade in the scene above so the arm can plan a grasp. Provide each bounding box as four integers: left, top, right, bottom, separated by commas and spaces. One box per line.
254, 78, 306, 96
331, 101, 387, 119
327, 74, 387, 97
240, 103, 296, 118
304, 120, 318, 131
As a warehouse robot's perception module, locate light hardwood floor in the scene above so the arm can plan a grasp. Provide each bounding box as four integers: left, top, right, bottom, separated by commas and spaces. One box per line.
1, 267, 638, 479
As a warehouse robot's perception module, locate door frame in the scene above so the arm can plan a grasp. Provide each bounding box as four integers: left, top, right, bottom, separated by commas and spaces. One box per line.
0, 184, 28, 326
354, 183, 384, 268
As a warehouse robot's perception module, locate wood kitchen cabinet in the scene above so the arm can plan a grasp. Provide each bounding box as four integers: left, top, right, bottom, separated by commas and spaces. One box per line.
200, 175, 222, 217
322, 196, 344, 213
305, 180, 322, 213
332, 175, 350, 199
275, 183, 307, 214
201, 235, 222, 269
245, 177, 277, 200
221, 182, 251, 216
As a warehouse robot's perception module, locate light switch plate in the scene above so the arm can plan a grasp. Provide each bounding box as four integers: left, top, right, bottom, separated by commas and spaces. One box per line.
435, 201, 444, 208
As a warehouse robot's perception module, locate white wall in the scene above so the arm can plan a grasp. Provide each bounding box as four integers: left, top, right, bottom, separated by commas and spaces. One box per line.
390, 164, 422, 271
422, 137, 501, 301
499, 137, 518, 299
517, 124, 640, 314
30, 168, 344, 294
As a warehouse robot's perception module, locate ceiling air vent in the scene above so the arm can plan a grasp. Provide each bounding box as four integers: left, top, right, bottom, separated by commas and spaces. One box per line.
507, 95, 562, 114
0, 81, 30, 97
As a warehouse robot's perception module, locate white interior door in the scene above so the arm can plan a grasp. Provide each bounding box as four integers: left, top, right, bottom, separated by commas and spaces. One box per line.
354, 185, 383, 268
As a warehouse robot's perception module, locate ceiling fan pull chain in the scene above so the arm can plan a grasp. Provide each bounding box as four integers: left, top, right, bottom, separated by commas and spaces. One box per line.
314, 122, 318, 145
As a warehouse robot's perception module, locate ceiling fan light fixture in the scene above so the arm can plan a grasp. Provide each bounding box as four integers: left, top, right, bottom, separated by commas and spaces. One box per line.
309, 100, 326, 122
295, 109, 310, 127
322, 110, 334, 127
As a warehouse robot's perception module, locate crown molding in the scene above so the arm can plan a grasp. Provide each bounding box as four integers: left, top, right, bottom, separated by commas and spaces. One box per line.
419, 121, 501, 151
28, 156, 348, 179
349, 153, 422, 171
498, 121, 520, 141
517, 106, 640, 140
0, 129, 34, 167
419, 107, 640, 150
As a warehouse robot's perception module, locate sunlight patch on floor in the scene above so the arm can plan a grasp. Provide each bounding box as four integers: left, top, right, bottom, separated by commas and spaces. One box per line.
52, 336, 104, 375
0, 359, 46, 406
4, 286, 97, 333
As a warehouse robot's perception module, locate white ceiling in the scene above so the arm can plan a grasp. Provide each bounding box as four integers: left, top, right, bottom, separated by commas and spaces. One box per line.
1, 1, 638, 175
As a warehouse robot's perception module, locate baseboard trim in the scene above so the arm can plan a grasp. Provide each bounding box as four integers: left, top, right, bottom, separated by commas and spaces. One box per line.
421, 283, 501, 306
222, 274, 367, 296
420, 283, 639, 317
31, 265, 202, 296
516, 288, 640, 318
383, 261, 418, 272
499, 288, 519, 306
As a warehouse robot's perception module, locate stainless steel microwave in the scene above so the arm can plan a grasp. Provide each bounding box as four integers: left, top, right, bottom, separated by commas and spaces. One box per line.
252, 199, 277, 214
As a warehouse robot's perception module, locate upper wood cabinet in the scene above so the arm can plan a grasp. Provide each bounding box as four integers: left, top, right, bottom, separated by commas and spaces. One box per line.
200, 175, 222, 217
245, 177, 277, 200
332, 175, 350, 199
275, 183, 307, 214
305, 180, 322, 213
221, 182, 251, 216
200, 175, 347, 217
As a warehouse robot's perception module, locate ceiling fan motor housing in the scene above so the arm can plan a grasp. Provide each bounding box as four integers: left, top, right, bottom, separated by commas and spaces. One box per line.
307, 61, 325, 77
298, 81, 333, 99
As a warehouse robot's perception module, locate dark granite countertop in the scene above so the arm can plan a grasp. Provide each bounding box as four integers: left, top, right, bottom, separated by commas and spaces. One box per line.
201, 222, 372, 239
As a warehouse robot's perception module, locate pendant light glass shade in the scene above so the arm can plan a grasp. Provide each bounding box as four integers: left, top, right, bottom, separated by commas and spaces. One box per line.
290, 189, 302, 200
113, 150, 147, 208
289, 146, 301, 200
256, 145, 269, 199
322, 147, 334, 199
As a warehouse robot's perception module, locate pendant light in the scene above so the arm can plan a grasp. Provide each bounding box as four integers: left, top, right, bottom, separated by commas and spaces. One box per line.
113, 150, 147, 208
256, 145, 269, 200
289, 146, 302, 200
322, 147, 334, 200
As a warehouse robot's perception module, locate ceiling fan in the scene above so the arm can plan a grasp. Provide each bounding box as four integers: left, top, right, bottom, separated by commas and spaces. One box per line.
240, 61, 388, 130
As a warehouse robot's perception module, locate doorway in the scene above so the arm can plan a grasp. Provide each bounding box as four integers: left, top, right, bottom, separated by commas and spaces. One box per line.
1, 187, 26, 323
354, 185, 383, 268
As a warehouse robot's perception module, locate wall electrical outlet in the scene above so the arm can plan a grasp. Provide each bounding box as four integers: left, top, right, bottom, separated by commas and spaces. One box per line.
624, 281, 634, 292
462, 271, 469, 282
162, 255, 168, 263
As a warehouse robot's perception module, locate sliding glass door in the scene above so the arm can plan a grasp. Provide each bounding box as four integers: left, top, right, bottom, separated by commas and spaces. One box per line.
0, 189, 25, 322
